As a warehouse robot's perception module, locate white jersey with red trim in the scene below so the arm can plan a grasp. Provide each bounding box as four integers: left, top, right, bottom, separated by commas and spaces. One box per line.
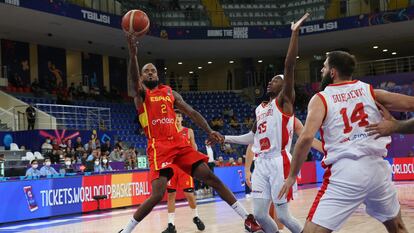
251, 98, 295, 158
317, 80, 391, 167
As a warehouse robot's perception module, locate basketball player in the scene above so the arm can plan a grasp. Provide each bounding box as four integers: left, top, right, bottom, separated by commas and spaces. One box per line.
119, 35, 263, 233
279, 50, 414, 233
162, 110, 205, 233
366, 103, 414, 136
223, 13, 324, 233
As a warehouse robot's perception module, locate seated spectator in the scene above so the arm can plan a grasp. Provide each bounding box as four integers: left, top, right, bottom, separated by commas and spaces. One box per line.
74, 145, 84, 162
244, 116, 254, 129
60, 157, 75, 174
230, 116, 240, 130
109, 146, 124, 162
223, 106, 234, 119
84, 140, 95, 152
74, 137, 83, 149
93, 158, 103, 173
50, 149, 60, 164
20, 145, 26, 151
59, 139, 68, 151
26, 160, 41, 176
222, 143, 235, 154
95, 140, 101, 149
40, 158, 58, 176
41, 138, 53, 155
101, 155, 113, 172
225, 157, 236, 166
236, 157, 244, 166
124, 147, 137, 169
52, 138, 59, 150
101, 139, 111, 153
87, 149, 99, 161
215, 156, 225, 167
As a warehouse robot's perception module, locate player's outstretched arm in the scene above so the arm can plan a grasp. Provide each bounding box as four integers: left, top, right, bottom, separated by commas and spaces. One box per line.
126, 34, 145, 106
278, 94, 325, 199
223, 120, 257, 145
278, 13, 309, 111
374, 89, 414, 112
293, 117, 324, 153
366, 101, 414, 137
173, 90, 222, 143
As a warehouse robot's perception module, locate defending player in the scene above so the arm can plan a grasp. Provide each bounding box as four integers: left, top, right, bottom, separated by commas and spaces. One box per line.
279, 50, 414, 233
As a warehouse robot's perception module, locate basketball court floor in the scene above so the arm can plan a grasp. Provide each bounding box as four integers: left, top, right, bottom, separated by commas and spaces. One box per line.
1, 182, 413, 233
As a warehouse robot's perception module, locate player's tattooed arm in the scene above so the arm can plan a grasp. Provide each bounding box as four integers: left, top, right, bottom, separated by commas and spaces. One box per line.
173, 90, 223, 143
126, 34, 145, 106
278, 13, 309, 113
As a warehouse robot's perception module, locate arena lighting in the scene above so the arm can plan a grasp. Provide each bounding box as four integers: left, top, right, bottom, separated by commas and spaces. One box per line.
178, 62, 183, 65
207, 61, 212, 64
296, 56, 300, 59
258, 60, 263, 63
229, 60, 234, 64
189, 71, 194, 74
382, 49, 388, 52
198, 66, 202, 69
164, 67, 167, 70
392, 52, 397, 55
373, 46, 379, 49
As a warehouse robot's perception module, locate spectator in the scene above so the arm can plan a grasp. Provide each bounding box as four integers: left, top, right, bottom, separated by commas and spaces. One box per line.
68, 82, 76, 97
215, 156, 225, 167
25, 104, 36, 130
80, 152, 89, 165
52, 138, 59, 150
59, 139, 68, 151
101, 139, 111, 153
26, 160, 41, 176
223, 106, 234, 118
236, 157, 244, 166
109, 146, 124, 162
40, 158, 58, 176
222, 143, 235, 154
124, 146, 137, 169
74, 146, 84, 162
93, 158, 103, 172
59, 157, 75, 174
101, 155, 113, 172
230, 116, 240, 130
20, 145, 26, 151
225, 157, 236, 166
74, 137, 83, 148
87, 149, 99, 161
50, 150, 60, 164
41, 138, 54, 155
84, 140, 95, 152
95, 140, 101, 149
244, 116, 254, 129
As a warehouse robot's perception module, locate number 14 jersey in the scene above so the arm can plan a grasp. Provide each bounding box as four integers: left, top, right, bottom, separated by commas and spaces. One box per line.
252, 99, 295, 158
317, 80, 391, 167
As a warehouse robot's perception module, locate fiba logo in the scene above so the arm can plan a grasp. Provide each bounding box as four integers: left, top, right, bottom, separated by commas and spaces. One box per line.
152, 117, 174, 126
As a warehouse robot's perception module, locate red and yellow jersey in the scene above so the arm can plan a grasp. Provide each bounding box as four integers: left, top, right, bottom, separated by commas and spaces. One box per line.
179, 127, 191, 145
137, 85, 179, 140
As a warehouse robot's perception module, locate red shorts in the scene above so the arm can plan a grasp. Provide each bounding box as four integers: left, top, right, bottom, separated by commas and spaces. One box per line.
147, 136, 208, 182
167, 166, 194, 191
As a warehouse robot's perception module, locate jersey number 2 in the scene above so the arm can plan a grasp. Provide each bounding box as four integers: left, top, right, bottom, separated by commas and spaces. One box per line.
161, 104, 167, 114
339, 103, 369, 134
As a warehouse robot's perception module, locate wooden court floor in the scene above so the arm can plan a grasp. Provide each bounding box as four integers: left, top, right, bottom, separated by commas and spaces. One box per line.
20, 182, 414, 233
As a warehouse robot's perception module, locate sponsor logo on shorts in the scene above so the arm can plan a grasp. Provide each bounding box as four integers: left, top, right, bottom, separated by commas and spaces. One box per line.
252, 190, 263, 194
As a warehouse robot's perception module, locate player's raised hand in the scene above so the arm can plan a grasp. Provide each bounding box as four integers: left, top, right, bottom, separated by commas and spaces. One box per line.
126, 33, 139, 55
278, 175, 296, 200
291, 13, 310, 32
366, 102, 397, 138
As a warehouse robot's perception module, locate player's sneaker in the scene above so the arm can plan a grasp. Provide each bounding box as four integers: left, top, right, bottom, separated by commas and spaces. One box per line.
162, 223, 177, 233
193, 217, 205, 231
244, 214, 264, 233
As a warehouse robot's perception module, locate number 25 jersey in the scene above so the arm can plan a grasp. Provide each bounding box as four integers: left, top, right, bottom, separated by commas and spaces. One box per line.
317, 80, 391, 167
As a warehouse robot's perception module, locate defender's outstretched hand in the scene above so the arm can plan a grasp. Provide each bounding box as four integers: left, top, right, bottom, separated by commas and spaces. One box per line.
291, 13, 310, 32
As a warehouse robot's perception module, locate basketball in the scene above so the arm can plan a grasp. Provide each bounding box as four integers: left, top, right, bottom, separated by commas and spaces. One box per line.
122, 9, 150, 37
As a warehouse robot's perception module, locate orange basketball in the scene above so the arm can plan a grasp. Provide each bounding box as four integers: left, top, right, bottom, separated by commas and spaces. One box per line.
122, 10, 150, 37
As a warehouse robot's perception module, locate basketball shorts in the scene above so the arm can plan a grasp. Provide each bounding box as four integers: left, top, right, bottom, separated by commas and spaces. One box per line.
147, 136, 208, 182
167, 166, 194, 191
308, 155, 400, 231
251, 152, 293, 204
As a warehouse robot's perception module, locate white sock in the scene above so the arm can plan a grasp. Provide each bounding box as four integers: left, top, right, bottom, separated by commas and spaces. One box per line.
192, 207, 199, 218
231, 201, 249, 220
122, 218, 139, 233
168, 213, 175, 225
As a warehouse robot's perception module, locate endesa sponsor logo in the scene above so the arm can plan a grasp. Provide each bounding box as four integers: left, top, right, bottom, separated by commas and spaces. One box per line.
151, 117, 175, 125
392, 158, 414, 180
